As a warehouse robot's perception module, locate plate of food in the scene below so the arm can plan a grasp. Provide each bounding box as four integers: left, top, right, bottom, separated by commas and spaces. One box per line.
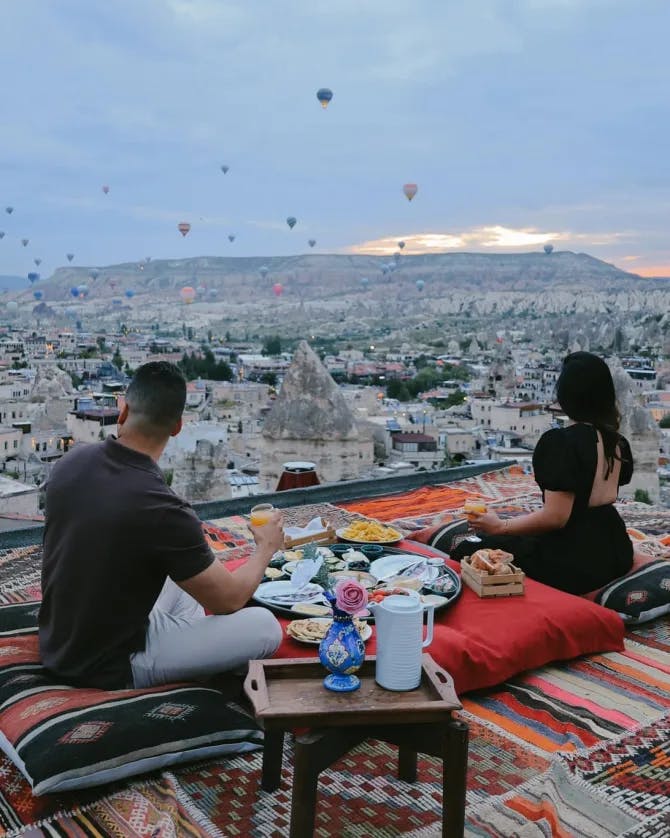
286, 617, 372, 645
253, 581, 325, 608
336, 520, 403, 545
369, 554, 441, 585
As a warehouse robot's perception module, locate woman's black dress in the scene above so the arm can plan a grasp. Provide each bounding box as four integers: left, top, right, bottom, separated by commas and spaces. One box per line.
452, 424, 634, 595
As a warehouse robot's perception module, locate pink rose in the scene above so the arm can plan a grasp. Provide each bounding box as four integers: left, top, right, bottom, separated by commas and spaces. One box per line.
334, 579, 368, 615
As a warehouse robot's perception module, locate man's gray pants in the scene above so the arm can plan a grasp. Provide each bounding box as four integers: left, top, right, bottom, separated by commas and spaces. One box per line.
130, 578, 282, 688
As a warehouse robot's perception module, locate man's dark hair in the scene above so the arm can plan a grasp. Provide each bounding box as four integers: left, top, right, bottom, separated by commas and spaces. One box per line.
125, 361, 186, 437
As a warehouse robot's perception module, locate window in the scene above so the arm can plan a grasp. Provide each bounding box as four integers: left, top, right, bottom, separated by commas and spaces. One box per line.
13, 440, 17, 449
3, 441, 6, 450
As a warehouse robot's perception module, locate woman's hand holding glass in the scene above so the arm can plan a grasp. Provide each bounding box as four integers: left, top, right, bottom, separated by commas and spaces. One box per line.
466, 508, 505, 536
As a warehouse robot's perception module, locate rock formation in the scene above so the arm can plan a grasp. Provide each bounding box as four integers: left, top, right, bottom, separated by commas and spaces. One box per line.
170, 439, 232, 502
30, 365, 73, 402
609, 359, 661, 503
260, 340, 373, 490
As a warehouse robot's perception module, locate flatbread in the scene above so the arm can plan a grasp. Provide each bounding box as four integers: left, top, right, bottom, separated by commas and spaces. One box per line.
290, 603, 332, 617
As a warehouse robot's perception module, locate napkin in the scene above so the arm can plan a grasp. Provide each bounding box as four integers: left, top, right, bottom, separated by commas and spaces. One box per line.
283, 516, 328, 540
291, 555, 324, 590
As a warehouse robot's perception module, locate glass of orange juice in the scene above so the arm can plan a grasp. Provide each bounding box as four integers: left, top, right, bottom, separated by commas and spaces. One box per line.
463, 500, 487, 543
250, 503, 274, 526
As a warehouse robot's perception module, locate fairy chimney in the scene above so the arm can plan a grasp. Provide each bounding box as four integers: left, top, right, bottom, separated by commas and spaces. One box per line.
259, 340, 373, 491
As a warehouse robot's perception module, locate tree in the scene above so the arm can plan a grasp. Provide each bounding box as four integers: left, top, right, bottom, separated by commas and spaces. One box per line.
386, 379, 411, 401
262, 335, 282, 356
660, 415, 670, 429
112, 347, 124, 370
634, 489, 652, 505
96, 336, 108, 354
261, 371, 278, 386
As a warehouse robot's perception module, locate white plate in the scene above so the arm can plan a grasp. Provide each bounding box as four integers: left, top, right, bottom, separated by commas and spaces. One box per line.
335, 527, 402, 545
369, 554, 440, 584
287, 617, 373, 645
254, 580, 325, 607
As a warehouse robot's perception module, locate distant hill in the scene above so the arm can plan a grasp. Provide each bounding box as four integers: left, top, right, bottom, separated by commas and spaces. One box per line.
32, 251, 669, 303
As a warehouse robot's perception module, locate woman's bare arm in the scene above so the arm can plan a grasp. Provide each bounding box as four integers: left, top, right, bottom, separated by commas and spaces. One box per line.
469, 490, 575, 537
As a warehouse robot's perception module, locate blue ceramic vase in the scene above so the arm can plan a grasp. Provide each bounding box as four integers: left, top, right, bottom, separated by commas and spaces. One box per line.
318, 601, 365, 692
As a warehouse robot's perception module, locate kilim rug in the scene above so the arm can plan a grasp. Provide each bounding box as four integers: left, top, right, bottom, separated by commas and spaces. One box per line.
0, 519, 669, 834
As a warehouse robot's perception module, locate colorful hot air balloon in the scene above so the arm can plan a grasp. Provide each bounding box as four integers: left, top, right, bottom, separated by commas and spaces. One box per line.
178, 222, 191, 237
70, 286, 79, 298
259, 265, 269, 279
125, 288, 135, 299
544, 243, 554, 254
286, 216, 297, 229
5, 207, 13, 215
27, 272, 39, 284
21, 238, 29, 247
33, 289, 43, 301
398, 240, 406, 250
34, 258, 41, 266
272, 282, 284, 297
220, 164, 229, 174
77, 284, 89, 298
90, 269, 99, 280
403, 183, 418, 201
308, 239, 316, 248
0, 232, 4, 239
66, 253, 74, 262
416, 279, 425, 291
102, 185, 110, 195
180, 286, 196, 304
316, 88, 333, 109
228, 234, 235, 242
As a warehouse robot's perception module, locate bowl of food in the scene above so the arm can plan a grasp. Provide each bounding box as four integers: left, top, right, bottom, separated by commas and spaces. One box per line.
336, 520, 403, 545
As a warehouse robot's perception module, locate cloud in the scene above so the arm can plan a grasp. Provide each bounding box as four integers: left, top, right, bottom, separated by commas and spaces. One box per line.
348, 225, 628, 255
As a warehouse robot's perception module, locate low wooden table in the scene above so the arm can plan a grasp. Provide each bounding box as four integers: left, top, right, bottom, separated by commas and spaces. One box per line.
244, 654, 468, 838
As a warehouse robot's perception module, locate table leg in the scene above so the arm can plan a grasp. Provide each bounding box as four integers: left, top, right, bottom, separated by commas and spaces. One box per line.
443, 719, 469, 838
261, 729, 285, 792
398, 744, 418, 783
290, 735, 320, 838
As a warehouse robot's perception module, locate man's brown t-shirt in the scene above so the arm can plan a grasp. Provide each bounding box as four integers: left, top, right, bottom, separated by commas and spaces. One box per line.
39, 438, 214, 689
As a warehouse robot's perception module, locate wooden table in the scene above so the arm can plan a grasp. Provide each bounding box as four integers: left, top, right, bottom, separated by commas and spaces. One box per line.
244, 654, 468, 838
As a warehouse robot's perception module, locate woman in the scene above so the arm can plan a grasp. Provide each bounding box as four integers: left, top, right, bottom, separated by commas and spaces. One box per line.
453, 352, 634, 595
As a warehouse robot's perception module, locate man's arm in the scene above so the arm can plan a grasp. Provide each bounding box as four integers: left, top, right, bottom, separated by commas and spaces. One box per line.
178, 509, 284, 614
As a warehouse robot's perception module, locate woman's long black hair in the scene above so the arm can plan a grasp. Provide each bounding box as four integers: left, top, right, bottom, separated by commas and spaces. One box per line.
556, 352, 624, 478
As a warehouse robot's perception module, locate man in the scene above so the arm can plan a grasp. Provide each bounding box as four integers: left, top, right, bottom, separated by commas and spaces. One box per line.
39, 361, 283, 690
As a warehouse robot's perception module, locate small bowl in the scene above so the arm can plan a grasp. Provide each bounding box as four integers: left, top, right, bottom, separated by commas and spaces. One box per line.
358, 544, 385, 559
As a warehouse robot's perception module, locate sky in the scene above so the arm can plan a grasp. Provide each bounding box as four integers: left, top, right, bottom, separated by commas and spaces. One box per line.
1, 0, 670, 279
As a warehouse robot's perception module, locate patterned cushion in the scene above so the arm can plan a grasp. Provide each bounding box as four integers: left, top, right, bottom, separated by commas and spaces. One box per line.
595, 558, 670, 624
0, 603, 262, 794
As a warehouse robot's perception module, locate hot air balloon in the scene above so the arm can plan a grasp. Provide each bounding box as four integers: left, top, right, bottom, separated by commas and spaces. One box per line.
65, 306, 77, 318
0, 232, 4, 239
259, 265, 269, 279
27, 272, 39, 284
416, 279, 425, 291
90, 269, 99, 281
220, 164, 229, 174
70, 286, 79, 299
145, 256, 151, 263
316, 88, 333, 109
228, 234, 235, 242
393, 251, 401, 263
77, 284, 89, 298
6, 300, 18, 313
180, 286, 196, 305
125, 289, 135, 299
33, 290, 43, 301
102, 185, 110, 195
21, 238, 29, 247
381, 264, 389, 275
398, 240, 406, 250
178, 222, 191, 237
360, 277, 369, 287
403, 183, 418, 201
5, 207, 13, 215
544, 243, 554, 254
308, 239, 316, 248
272, 282, 284, 297
208, 288, 218, 298
34, 258, 41, 266
196, 285, 206, 296
66, 253, 74, 262
286, 216, 297, 229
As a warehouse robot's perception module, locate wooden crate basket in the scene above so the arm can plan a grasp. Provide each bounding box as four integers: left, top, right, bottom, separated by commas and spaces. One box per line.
460, 557, 525, 598
283, 518, 337, 549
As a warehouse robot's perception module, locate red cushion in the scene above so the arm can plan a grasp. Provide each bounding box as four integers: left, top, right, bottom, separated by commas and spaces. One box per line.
263, 541, 625, 695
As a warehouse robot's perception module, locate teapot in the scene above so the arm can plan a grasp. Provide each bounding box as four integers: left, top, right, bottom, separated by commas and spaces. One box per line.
369, 592, 434, 691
